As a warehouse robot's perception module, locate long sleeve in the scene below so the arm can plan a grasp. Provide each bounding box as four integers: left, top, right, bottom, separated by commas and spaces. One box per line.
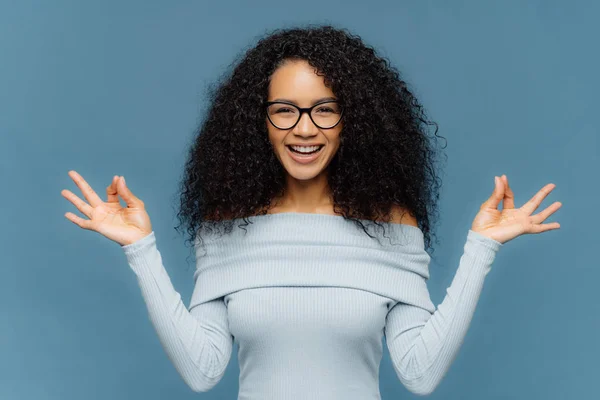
384, 229, 502, 396
121, 231, 234, 393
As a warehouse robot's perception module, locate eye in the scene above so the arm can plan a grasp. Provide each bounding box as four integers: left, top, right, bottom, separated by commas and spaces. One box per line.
275, 107, 294, 113
315, 106, 337, 113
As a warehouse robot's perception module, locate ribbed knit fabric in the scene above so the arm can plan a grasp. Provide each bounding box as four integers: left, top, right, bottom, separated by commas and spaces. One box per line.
122, 212, 502, 399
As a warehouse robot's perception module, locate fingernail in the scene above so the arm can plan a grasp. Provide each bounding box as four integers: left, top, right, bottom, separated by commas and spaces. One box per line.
121, 176, 125, 185
494, 176, 498, 185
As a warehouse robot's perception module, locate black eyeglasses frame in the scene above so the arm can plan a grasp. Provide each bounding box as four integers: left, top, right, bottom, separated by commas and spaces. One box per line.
265, 100, 344, 130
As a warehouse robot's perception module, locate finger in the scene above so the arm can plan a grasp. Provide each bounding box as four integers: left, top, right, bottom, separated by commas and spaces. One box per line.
482, 176, 505, 210
531, 201, 562, 225
116, 176, 143, 208
106, 175, 120, 204
61, 189, 94, 218
64, 211, 94, 230
501, 175, 515, 209
68, 170, 104, 208
521, 183, 557, 215
529, 221, 561, 234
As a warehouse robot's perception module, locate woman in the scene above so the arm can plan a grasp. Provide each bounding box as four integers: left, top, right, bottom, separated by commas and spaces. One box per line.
61, 25, 561, 398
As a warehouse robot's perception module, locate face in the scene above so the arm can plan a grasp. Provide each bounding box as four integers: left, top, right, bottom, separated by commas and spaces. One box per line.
266, 59, 343, 182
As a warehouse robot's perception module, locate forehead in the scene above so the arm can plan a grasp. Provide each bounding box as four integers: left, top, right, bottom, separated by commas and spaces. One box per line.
268, 60, 334, 102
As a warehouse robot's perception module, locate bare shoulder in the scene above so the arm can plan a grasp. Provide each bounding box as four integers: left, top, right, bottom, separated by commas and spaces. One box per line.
387, 204, 418, 226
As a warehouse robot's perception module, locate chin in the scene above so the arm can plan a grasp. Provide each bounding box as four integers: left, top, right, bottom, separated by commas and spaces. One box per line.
285, 170, 324, 181
282, 160, 331, 182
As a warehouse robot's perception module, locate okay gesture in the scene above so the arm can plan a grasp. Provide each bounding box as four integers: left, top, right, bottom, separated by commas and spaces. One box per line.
471, 175, 562, 245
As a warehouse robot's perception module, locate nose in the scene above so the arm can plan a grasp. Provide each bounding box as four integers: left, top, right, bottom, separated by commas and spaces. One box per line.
293, 111, 319, 135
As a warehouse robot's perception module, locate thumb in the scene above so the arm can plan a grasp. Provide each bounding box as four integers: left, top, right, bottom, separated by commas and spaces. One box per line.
117, 176, 142, 208
483, 176, 505, 209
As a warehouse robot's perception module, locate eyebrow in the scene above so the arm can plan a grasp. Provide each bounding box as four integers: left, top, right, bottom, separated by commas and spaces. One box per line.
270, 96, 338, 105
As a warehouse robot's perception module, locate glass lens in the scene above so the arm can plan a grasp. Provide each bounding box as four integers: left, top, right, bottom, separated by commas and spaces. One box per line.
267, 102, 342, 129
310, 102, 342, 128
267, 103, 300, 129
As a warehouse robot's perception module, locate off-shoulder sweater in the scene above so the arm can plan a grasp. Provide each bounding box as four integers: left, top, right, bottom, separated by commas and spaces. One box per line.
121, 212, 502, 399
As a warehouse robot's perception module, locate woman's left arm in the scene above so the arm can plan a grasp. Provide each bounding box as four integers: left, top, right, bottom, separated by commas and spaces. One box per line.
385, 175, 562, 395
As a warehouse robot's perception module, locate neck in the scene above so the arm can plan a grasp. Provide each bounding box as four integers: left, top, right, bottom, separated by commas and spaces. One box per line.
273, 172, 334, 213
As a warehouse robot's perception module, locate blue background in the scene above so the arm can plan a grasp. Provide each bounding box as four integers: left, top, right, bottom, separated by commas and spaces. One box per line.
1, 0, 597, 399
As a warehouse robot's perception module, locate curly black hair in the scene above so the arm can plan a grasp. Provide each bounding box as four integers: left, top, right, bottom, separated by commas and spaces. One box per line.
173, 23, 447, 267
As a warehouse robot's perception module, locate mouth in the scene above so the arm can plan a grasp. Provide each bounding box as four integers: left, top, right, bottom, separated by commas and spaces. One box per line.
285, 145, 325, 163
286, 145, 324, 155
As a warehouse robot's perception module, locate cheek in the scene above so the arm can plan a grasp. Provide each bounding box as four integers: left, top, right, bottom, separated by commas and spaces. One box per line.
266, 128, 286, 158
266, 126, 278, 146
329, 129, 342, 149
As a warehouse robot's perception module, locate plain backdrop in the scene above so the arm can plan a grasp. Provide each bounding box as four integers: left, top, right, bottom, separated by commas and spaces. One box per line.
1, 1, 597, 399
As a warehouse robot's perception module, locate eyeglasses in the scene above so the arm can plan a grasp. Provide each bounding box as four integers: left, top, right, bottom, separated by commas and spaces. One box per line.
265, 100, 343, 130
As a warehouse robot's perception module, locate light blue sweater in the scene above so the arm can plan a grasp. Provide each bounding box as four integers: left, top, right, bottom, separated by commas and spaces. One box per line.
122, 212, 502, 399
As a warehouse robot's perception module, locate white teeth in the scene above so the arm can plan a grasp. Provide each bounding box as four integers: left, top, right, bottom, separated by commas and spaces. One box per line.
290, 145, 322, 153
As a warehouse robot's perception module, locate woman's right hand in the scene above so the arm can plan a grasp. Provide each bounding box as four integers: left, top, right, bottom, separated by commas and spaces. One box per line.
61, 170, 153, 246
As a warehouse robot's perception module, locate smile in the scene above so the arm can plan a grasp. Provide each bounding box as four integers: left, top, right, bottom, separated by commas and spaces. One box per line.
285, 145, 324, 164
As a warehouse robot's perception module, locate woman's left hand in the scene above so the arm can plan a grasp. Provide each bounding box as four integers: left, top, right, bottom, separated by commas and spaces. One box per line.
471, 175, 562, 245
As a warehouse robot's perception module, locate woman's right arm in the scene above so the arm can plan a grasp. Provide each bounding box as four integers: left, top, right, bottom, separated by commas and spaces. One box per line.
61, 171, 233, 392
122, 231, 234, 392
